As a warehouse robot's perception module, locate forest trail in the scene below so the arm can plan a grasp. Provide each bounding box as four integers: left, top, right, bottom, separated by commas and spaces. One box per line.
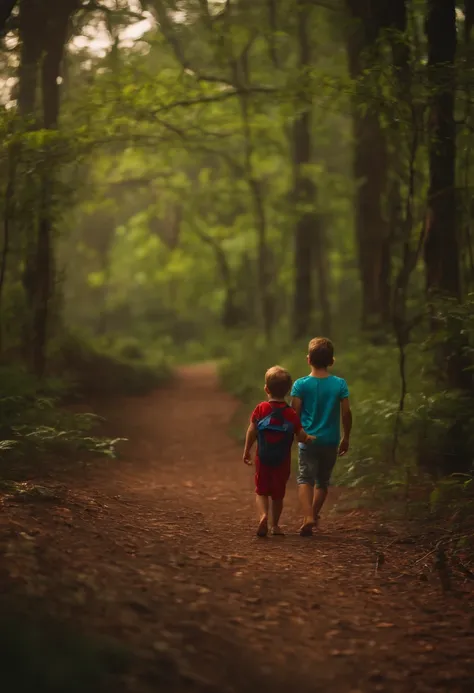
3, 364, 474, 693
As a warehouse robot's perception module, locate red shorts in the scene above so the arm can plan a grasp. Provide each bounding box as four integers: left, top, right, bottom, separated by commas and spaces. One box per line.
255, 457, 291, 500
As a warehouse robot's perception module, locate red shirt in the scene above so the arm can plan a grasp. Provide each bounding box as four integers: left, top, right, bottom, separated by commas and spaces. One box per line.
251, 401, 302, 463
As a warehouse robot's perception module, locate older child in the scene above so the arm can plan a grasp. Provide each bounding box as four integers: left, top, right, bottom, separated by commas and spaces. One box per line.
291, 337, 352, 536
243, 366, 315, 537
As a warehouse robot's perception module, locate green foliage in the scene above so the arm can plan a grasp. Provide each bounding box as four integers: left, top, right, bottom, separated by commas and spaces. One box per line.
53, 0, 353, 346
0, 365, 123, 476
0, 0, 471, 524
50, 333, 172, 397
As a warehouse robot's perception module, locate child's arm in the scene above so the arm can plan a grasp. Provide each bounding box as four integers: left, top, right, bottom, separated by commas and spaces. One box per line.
291, 403, 315, 444
291, 396, 302, 417
339, 398, 352, 456
243, 422, 257, 465
297, 429, 316, 444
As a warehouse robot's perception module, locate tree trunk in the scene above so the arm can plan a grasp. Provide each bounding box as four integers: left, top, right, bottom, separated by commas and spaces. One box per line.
238, 88, 273, 338
18, 0, 77, 375
425, 0, 471, 394
352, 106, 390, 329
249, 175, 273, 337
424, 0, 459, 300
0, 147, 15, 350
31, 1, 77, 376
345, 1, 392, 331
292, 109, 314, 339
386, 0, 409, 265
18, 0, 44, 366
314, 220, 331, 336
292, 0, 330, 339
419, 0, 473, 476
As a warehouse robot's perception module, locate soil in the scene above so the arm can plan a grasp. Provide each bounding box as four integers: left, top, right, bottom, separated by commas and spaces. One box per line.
1, 363, 473, 693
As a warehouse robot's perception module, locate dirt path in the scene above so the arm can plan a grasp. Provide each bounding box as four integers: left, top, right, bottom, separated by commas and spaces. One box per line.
2, 364, 474, 693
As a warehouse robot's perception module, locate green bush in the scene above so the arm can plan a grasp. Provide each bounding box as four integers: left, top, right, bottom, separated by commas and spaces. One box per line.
0, 365, 122, 476
50, 332, 172, 397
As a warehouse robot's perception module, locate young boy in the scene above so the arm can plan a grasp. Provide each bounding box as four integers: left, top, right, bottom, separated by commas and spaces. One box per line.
243, 366, 315, 537
291, 337, 352, 536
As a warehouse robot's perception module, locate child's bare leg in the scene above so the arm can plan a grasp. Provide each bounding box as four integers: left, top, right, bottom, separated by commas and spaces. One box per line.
312, 487, 328, 522
298, 484, 315, 535
256, 495, 269, 536
271, 499, 284, 534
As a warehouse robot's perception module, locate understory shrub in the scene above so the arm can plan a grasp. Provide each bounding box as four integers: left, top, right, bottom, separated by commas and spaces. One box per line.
0, 365, 123, 478
50, 332, 172, 397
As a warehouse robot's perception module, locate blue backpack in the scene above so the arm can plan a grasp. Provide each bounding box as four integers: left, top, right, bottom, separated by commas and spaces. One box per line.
256, 404, 295, 467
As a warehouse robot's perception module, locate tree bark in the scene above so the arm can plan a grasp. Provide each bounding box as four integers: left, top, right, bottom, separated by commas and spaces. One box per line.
236, 60, 273, 339
31, 1, 77, 376
345, 0, 393, 331
419, 0, 473, 476
425, 0, 471, 395
18, 0, 78, 375
18, 0, 44, 366
385, 0, 409, 258
292, 0, 330, 339
424, 0, 459, 299
0, 147, 15, 351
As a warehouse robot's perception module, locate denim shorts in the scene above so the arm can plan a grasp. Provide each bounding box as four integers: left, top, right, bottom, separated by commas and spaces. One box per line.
297, 444, 338, 490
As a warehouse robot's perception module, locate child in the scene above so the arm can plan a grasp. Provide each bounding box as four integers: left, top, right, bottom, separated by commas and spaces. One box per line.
243, 365, 315, 537
291, 337, 352, 536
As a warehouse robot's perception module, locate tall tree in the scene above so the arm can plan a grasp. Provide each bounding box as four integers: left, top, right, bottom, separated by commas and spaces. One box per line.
292, 0, 330, 339
424, 0, 472, 398
345, 1, 407, 333
345, 0, 390, 331
19, 0, 79, 375
424, 0, 459, 300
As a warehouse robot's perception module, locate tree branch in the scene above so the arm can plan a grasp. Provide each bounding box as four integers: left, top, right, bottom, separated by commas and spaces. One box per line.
150, 87, 276, 117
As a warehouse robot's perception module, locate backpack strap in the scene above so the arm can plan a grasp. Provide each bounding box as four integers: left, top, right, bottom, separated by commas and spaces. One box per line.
268, 403, 289, 413
264, 403, 289, 422
257, 405, 293, 433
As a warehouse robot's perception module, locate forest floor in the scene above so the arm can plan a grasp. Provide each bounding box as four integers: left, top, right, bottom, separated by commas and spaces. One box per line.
1, 363, 474, 693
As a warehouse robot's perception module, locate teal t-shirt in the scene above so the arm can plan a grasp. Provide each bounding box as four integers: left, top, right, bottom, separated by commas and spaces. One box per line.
291, 374, 349, 446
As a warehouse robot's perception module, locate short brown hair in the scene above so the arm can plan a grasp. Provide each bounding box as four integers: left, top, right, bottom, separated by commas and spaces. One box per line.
308, 337, 334, 368
265, 366, 292, 399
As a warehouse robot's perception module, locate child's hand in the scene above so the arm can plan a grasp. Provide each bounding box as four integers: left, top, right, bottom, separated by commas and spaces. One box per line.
306, 434, 317, 443
338, 437, 349, 456
243, 452, 253, 466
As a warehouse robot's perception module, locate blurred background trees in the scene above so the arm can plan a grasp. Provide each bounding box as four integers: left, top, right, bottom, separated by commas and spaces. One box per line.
0, 0, 474, 490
